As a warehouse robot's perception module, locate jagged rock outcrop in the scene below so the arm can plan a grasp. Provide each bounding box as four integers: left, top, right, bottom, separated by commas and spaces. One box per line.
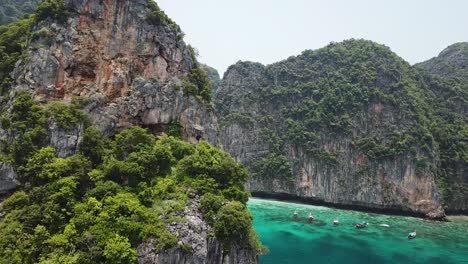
216, 40, 452, 219
138, 199, 258, 264
0, 0, 219, 194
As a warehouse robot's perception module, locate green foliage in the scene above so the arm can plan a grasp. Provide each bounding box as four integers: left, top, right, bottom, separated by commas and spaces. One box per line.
2, 191, 29, 213
146, 0, 184, 39
200, 193, 225, 225
31, 27, 53, 43
1, 91, 48, 167
103, 234, 137, 264
0, 0, 39, 26
1, 92, 89, 173
35, 0, 68, 23
287, 119, 318, 146
156, 136, 195, 160
17, 146, 56, 184
114, 126, 155, 159
167, 119, 183, 138
78, 127, 108, 166
309, 148, 338, 166
220, 112, 254, 128
177, 142, 248, 188
183, 67, 212, 104
259, 128, 283, 154
46, 100, 88, 130
186, 44, 198, 63
356, 132, 421, 161
0, 17, 34, 94
10, 91, 47, 129
356, 137, 392, 160
214, 201, 253, 249
250, 153, 293, 180
0, 120, 263, 262
222, 186, 250, 204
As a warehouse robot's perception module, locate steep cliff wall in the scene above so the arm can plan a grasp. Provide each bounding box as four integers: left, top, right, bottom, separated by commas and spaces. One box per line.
0, 1, 260, 262
216, 40, 453, 219
415, 43, 468, 213
16, 0, 218, 142
0, 2, 261, 262
0, 0, 218, 194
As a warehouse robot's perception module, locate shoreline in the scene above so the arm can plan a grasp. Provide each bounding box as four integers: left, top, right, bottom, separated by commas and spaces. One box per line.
250, 191, 466, 220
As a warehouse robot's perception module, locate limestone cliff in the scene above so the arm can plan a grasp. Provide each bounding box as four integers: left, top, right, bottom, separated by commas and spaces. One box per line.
216, 40, 458, 219
1, 0, 218, 193
18, 0, 217, 142
0, 0, 258, 262
415, 43, 468, 213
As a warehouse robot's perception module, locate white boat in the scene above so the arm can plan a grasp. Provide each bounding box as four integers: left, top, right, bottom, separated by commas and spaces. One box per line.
333, 218, 339, 225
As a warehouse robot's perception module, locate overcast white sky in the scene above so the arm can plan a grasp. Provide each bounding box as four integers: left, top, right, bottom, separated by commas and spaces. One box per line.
157, 0, 468, 76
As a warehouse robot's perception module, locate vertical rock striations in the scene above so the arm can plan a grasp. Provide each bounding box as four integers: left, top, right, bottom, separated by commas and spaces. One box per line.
415, 43, 468, 213
216, 40, 463, 219
16, 0, 217, 142
1, 0, 218, 194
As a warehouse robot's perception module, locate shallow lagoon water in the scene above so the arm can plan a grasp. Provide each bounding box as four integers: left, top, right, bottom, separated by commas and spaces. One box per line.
247, 198, 468, 264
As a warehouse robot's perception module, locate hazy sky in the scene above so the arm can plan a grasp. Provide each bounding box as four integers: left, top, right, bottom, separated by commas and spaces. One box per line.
157, 0, 468, 76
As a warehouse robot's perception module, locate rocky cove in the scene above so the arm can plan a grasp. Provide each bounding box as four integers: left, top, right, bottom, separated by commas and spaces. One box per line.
0, 0, 466, 263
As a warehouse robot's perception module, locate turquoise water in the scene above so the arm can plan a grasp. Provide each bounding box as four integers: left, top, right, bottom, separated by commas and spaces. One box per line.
247, 198, 468, 264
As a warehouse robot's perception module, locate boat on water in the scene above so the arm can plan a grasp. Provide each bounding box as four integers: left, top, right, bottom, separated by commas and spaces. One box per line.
355, 222, 368, 229
333, 218, 339, 225
407, 230, 417, 239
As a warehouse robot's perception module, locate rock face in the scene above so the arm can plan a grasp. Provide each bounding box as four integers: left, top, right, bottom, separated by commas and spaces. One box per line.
415, 43, 468, 214
0, 1, 257, 262
416, 42, 468, 81
19, 0, 218, 143
0, 0, 218, 193
201, 64, 221, 95
216, 40, 449, 219
137, 199, 258, 264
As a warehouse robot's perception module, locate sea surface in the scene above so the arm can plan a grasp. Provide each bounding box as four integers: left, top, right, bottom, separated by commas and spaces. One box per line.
247, 198, 468, 264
